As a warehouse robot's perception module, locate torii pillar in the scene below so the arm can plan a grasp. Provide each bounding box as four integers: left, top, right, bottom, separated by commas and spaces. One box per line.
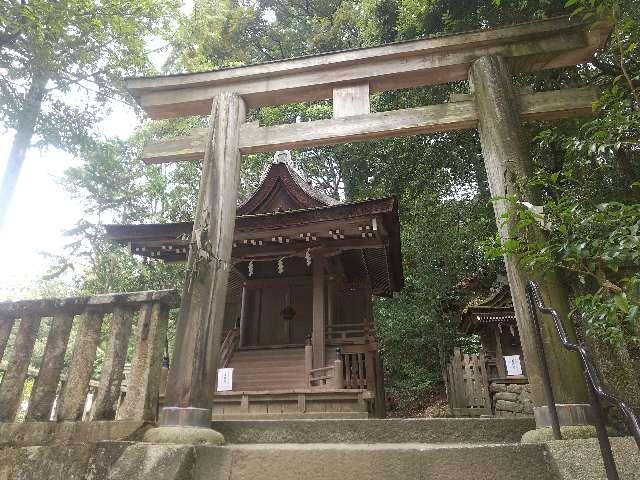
469, 55, 589, 426
145, 92, 245, 443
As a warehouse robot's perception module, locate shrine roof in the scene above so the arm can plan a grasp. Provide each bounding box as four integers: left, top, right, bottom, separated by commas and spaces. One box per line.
105, 196, 397, 239
238, 158, 338, 215
105, 151, 403, 294
462, 284, 515, 332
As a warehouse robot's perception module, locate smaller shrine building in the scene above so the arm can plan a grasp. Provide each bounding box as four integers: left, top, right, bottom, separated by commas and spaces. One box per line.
460, 283, 534, 417
462, 283, 526, 381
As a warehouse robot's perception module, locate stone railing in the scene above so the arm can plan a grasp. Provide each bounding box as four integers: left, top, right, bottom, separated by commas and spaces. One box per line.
0, 289, 179, 423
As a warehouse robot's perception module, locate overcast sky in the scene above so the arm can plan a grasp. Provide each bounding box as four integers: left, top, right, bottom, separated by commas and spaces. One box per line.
0, 2, 261, 300
0, 103, 140, 300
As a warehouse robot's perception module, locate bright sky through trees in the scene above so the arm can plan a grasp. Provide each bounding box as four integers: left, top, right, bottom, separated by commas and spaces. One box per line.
0, 103, 139, 299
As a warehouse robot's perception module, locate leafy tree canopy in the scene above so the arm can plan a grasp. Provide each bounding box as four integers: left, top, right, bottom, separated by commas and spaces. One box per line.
0, 0, 179, 229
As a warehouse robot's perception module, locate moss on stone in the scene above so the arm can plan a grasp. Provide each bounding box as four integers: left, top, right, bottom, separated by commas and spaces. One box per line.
521, 425, 599, 443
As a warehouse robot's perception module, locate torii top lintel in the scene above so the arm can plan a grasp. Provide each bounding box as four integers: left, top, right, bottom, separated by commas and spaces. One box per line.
127, 17, 610, 120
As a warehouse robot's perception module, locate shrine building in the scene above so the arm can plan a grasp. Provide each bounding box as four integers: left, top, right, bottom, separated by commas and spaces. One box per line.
105, 151, 403, 418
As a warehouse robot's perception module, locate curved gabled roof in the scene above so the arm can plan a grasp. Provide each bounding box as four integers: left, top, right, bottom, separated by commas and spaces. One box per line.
462, 284, 516, 332
238, 160, 338, 215
104, 153, 403, 295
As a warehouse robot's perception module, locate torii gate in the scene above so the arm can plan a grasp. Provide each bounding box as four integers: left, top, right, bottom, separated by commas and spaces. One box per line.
127, 17, 611, 440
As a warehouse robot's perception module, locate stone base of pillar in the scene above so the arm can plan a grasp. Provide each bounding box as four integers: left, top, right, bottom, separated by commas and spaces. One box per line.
159, 406, 211, 428
521, 425, 598, 444
533, 403, 593, 428
143, 425, 224, 445
142, 406, 225, 445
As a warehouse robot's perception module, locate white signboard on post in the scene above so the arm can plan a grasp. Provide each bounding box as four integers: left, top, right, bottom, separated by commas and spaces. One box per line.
504, 355, 523, 376
217, 368, 234, 392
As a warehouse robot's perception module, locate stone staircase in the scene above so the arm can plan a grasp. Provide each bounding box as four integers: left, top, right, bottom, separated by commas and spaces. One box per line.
200, 417, 556, 480
3, 417, 639, 479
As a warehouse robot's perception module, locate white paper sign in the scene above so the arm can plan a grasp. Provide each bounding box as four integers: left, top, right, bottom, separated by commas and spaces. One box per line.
217, 368, 234, 392
504, 355, 523, 376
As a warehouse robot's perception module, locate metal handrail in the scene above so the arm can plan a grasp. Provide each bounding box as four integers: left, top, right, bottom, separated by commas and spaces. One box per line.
525, 281, 640, 480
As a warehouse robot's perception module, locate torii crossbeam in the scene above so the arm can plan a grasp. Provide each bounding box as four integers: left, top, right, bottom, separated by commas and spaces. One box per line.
127, 17, 611, 438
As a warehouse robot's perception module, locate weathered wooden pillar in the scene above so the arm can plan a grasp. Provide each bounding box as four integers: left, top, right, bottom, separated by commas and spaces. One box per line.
238, 285, 248, 348
312, 254, 326, 369
493, 325, 507, 379
333, 353, 344, 389
158, 92, 245, 434
305, 336, 313, 387
469, 55, 589, 426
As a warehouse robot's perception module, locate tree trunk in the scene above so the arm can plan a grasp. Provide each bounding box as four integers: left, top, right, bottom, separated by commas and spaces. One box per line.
0, 73, 48, 230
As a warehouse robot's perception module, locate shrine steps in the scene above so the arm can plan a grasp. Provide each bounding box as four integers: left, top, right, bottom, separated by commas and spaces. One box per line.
210, 417, 535, 444
197, 418, 559, 480
218, 347, 377, 419
112, 417, 561, 479
203, 442, 557, 480
226, 347, 307, 391
3, 418, 640, 479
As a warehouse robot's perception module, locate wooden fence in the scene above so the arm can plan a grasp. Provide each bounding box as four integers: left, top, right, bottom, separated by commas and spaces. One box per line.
0, 289, 179, 423
444, 349, 491, 417
341, 345, 377, 391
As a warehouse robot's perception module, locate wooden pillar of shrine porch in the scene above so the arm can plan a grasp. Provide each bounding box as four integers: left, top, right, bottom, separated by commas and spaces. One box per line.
312, 252, 326, 370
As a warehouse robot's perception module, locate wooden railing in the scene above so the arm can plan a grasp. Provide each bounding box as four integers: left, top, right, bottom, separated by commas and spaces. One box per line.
304, 337, 384, 416
342, 351, 369, 389
305, 342, 344, 388
326, 320, 373, 343
219, 322, 240, 369
0, 289, 180, 423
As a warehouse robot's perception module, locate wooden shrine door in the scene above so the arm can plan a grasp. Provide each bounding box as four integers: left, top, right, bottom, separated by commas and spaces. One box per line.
242, 281, 313, 347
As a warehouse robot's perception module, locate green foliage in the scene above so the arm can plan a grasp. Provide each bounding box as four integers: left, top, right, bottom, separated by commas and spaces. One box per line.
0, 0, 178, 146
487, 197, 640, 345
574, 281, 639, 345
0, 0, 180, 228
